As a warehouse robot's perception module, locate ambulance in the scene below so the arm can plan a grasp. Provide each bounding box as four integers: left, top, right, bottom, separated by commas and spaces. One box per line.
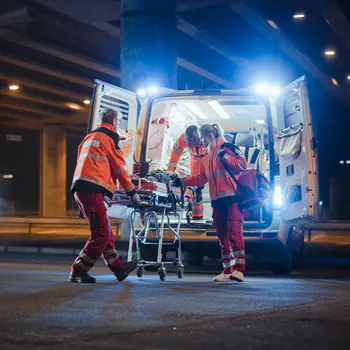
87, 76, 320, 274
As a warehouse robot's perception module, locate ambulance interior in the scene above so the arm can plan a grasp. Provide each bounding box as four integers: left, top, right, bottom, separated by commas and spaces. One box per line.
145, 96, 276, 226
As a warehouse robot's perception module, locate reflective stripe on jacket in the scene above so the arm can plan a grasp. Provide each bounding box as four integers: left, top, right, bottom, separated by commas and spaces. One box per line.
167, 133, 208, 175
184, 138, 247, 207
72, 123, 134, 196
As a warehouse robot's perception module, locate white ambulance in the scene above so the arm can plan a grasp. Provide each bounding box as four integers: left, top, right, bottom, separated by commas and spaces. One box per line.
87, 76, 319, 275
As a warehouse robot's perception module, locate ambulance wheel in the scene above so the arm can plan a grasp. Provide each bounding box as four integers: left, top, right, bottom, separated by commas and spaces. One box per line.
273, 229, 292, 275
177, 266, 184, 279
137, 266, 144, 278
158, 267, 166, 281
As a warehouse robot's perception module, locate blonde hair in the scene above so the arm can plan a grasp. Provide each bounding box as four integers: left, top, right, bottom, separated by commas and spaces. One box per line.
199, 123, 225, 140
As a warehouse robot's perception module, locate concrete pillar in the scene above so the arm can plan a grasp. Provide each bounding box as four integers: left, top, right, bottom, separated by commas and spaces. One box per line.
40, 125, 66, 217
120, 0, 177, 92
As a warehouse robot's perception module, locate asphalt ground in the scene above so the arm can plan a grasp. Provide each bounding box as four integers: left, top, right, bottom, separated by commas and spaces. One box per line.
0, 253, 349, 350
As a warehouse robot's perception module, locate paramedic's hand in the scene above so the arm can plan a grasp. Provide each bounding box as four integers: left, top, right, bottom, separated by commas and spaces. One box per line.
168, 171, 177, 179
131, 193, 141, 206
103, 196, 112, 207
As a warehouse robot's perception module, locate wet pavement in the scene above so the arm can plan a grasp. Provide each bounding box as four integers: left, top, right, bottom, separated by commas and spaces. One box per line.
0, 253, 349, 349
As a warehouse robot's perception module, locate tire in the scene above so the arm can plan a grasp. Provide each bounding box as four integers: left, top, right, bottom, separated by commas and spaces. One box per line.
272, 228, 292, 275
177, 266, 184, 278
292, 227, 305, 269
158, 267, 166, 281
136, 266, 144, 278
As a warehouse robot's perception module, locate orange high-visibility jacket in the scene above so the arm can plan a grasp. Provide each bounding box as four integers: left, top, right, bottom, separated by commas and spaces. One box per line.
72, 123, 135, 197
167, 133, 208, 175
184, 138, 247, 207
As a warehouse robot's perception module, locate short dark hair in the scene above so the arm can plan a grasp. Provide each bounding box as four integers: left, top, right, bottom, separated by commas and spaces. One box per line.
185, 125, 198, 138
101, 108, 118, 125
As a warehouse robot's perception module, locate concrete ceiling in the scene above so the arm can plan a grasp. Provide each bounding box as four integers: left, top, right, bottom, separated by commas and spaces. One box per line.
1, 0, 350, 135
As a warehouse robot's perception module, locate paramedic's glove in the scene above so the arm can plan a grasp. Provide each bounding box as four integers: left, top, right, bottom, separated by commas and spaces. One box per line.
172, 177, 182, 187
131, 193, 141, 206
103, 196, 112, 207
168, 171, 177, 179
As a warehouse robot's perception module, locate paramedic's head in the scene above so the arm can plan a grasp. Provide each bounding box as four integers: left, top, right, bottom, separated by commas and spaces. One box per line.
101, 108, 120, 130
184, 125, 200, 148
200, 124, 225, 145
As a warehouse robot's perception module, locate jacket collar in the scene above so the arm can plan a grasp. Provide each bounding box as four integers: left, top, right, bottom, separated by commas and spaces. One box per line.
99, 123, 117, 133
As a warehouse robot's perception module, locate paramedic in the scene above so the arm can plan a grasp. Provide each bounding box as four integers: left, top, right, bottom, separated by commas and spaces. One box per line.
181, 124, 247, 282
70, 108, 140, 283
168, 125, 207, 220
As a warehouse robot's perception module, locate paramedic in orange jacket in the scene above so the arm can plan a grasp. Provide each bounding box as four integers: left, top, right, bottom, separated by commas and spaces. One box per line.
168, 125, 207, 219
69, 108, 140, 283
181, 124, 247, 282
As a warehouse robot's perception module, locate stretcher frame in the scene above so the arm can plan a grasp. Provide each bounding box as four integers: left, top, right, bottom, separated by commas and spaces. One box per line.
126, 203, 184, 281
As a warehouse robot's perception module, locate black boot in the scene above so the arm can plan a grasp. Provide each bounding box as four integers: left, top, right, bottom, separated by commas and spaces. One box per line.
113, 259, 138, 282
69, 270, 96, 283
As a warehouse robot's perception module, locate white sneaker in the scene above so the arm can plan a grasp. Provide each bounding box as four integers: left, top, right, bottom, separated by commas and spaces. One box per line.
230, 270, 244, 282
213, 272, 232, 282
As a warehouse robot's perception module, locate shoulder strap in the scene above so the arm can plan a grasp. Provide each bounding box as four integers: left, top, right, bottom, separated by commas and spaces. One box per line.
92, 127, 121, 150
218, 153, 241, 188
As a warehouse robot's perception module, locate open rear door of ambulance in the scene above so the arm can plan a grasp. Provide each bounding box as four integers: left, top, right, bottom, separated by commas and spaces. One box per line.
88, 80, 139, 173
276, 76, 318, 224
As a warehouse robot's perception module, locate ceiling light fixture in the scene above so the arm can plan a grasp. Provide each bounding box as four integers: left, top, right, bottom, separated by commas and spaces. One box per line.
293, 13, 305, 19
9, 84, 19, 90
331, 77, 339, 86
325, 50, 336, 56
184, 102, 208, 120
255, 120, 265, 124
66, 103, 82, 110
83, 100, 90, 105
208, 101, 230, 119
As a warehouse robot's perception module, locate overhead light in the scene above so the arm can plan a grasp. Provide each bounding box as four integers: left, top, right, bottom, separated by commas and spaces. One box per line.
137, 88, 148, 99
339, 160, 345, 164
319, 201, 323, 206
346, 160, 350, 164
347, 75, 350, 80
9, 84, 19, 91
255, 120, 265, 124
293, 13, 305, 19
208, 101, 230, 119
184, 102, 208, 120
66, 103, 82, 110
267, 20, 279, 31
83, 99, 90, 105
331, 77, 339, 86
325, 50, 336, 56
2, 174, 13, 179
149, 86, 158, 93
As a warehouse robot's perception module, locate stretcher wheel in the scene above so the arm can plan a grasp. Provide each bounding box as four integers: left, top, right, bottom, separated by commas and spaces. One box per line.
177, 266, 184, 279
137, 266, 144, 278
186, 211, 192, 224
158, 267, 166, 281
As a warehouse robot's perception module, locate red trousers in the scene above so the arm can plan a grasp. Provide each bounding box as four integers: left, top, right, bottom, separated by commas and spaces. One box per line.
213, 202, 245, 273
71, 192, 123, 273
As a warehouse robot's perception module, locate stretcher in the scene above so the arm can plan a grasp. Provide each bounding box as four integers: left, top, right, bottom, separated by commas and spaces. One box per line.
112, 181, 186, 281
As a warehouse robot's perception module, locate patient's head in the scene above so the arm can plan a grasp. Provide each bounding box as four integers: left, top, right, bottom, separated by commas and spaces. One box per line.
184, 125, 200, 148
